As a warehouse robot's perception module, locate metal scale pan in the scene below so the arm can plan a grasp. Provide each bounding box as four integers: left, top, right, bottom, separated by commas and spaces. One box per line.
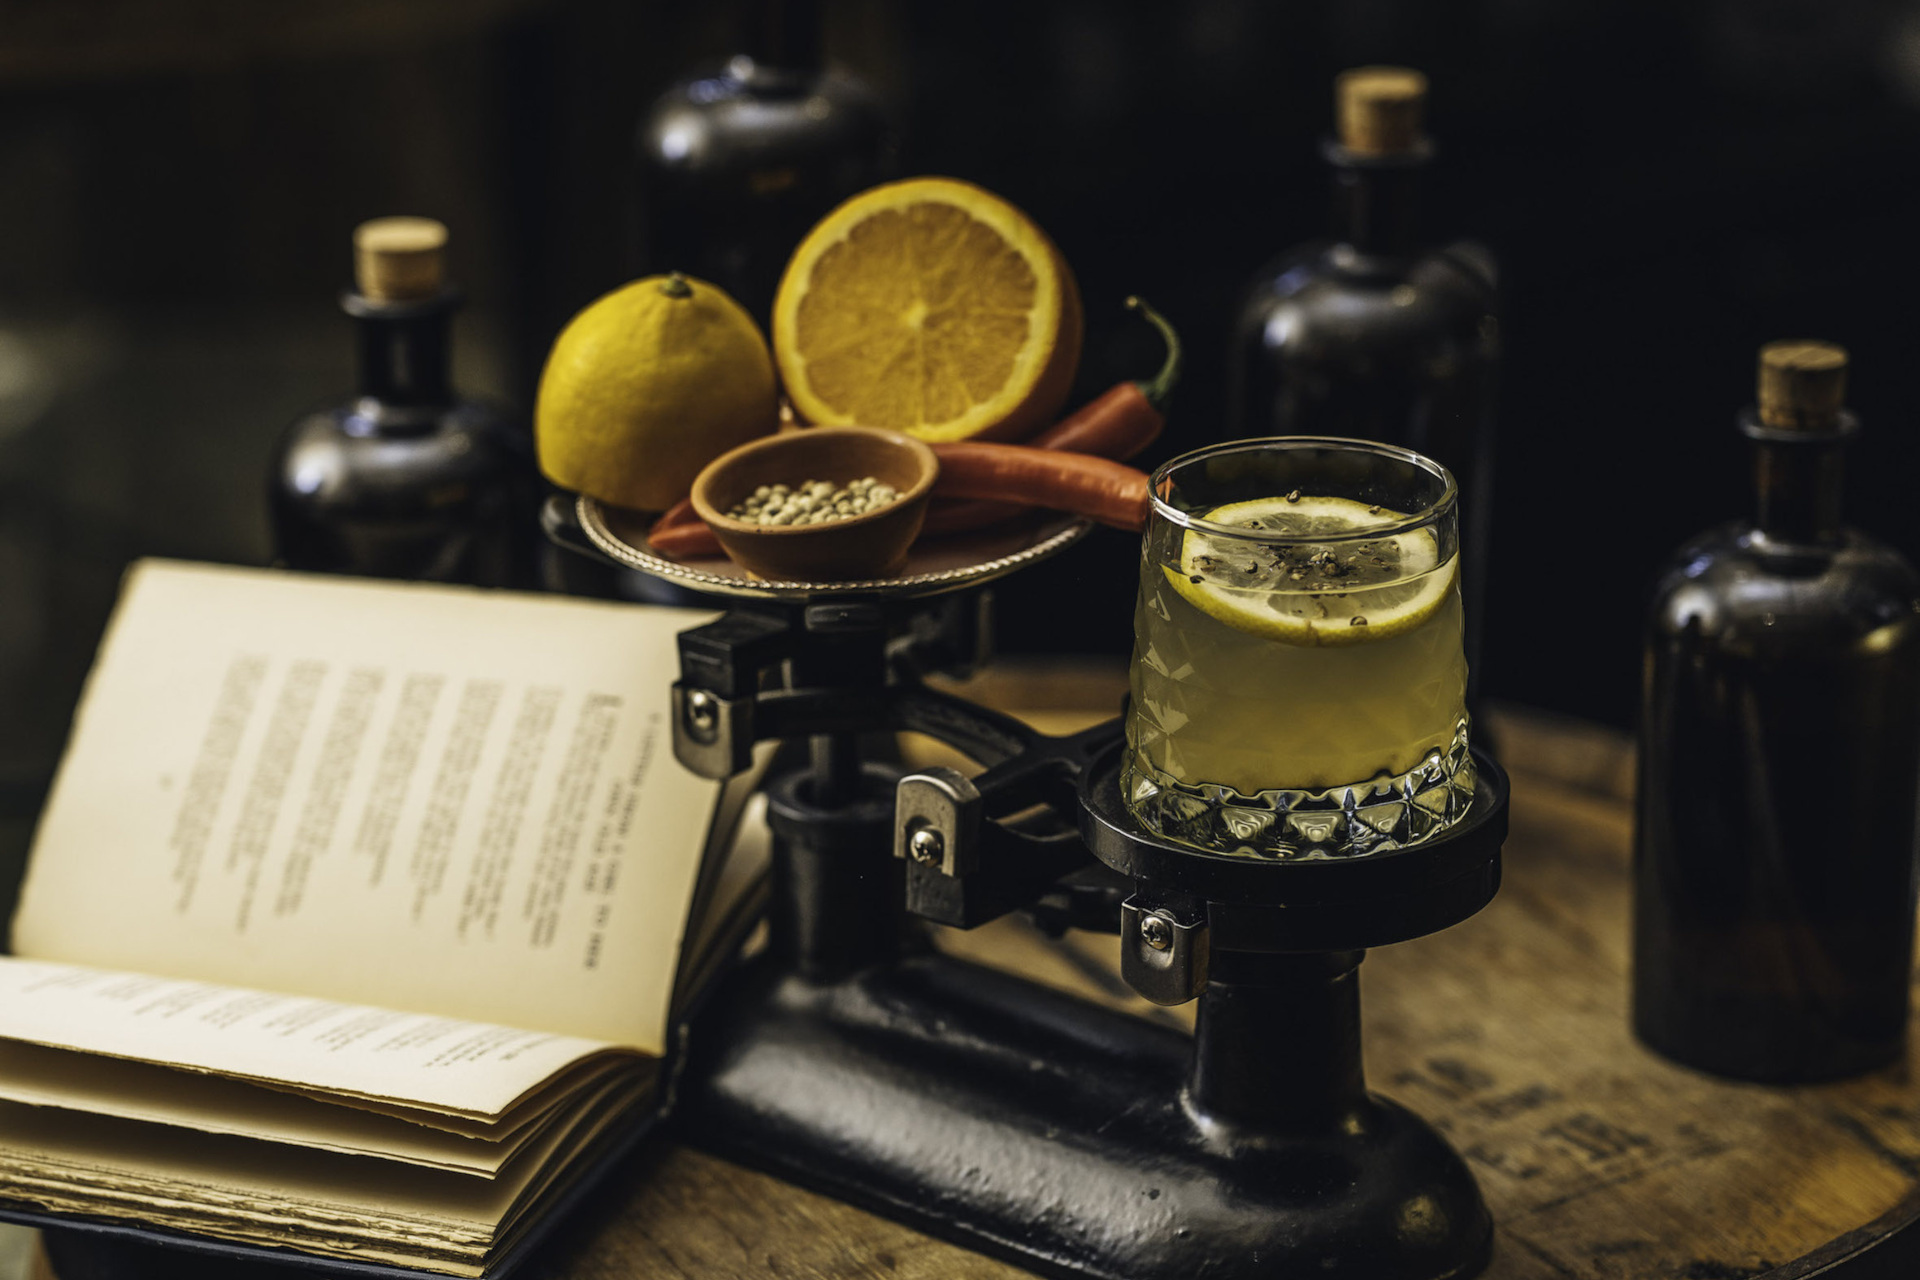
565, 494, 1093, 600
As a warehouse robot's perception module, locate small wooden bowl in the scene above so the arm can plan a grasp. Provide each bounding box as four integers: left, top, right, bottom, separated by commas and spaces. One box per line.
690, 426, 939, 580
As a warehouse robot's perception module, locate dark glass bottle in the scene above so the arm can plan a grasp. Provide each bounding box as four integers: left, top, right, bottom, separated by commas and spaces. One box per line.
1633, 341, 1920, 1082
1227, 68, 1498, 687
270, 219, 532, 587
635, 0, 894, 327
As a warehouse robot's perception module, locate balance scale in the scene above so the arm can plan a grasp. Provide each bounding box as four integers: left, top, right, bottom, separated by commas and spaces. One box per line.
553, 494, 1510, 1280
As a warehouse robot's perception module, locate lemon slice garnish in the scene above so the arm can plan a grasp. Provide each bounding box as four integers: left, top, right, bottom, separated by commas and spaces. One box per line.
1165, 495, 1456, 646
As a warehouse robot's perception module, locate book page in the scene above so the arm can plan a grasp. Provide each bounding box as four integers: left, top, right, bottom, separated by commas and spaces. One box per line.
0, 957, 626, 1121
11, 561, 723, 1053
0, 1037, 595, 1175
673, 793, 772, 1015
0, 1067, 653, 1276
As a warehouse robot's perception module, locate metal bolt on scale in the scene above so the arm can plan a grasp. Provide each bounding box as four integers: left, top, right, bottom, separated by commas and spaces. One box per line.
684, 689, 719, 739
1140, 913, 1173, 952
908, 827, 945, 867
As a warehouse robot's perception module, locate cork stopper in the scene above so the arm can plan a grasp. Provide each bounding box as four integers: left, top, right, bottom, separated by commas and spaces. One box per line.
1336, 66, 1429, 156
1757, 339, 1848, 431
353, 217, 448, 303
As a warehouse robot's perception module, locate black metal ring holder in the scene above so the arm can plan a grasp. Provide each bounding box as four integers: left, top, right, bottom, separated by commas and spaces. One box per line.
549, 498, 1511, 1280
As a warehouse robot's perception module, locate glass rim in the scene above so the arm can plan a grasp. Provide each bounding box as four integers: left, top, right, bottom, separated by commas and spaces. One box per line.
1147, 436, 1459, 544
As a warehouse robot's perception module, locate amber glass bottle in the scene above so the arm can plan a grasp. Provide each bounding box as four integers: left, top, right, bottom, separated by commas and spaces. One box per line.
635, 0, 894, 328
1228, 67, 1498, 688
1633, 341, 1920, 1081
269, 219, 532, 586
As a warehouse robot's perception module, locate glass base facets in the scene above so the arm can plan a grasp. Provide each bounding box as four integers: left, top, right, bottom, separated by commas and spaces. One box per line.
1121, 720, 1476, 859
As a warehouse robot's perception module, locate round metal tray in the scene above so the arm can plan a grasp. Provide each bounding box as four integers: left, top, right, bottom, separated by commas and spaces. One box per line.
575, 495, 1095, 601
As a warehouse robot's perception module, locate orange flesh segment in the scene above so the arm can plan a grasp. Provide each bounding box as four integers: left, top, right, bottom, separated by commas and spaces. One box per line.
790, 201, 1043, 432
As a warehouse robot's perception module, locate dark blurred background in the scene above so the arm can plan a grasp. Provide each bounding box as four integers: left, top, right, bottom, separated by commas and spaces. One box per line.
1, 0, 1918, 864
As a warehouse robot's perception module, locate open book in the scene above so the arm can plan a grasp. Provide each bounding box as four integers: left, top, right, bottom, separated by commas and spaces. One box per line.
0, 562, 769, 1276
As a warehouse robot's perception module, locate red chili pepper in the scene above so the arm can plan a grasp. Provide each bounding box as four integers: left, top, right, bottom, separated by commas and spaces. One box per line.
647, 499, 720, 558
929, 442, 1149, 532
1025, 295, 1178, 460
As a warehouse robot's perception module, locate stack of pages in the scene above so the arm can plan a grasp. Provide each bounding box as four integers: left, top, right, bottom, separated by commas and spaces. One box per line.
0, 562, 768, 1276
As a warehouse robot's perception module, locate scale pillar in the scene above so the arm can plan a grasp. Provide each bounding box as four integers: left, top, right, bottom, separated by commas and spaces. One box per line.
1187, 949, 1369, 1138
764, 760, 904, 983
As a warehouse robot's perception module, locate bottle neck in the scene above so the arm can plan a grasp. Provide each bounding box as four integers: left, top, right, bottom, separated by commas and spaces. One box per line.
1742, 409, 1853, 542
739, 0, 824, 73
351, 302, 454, 411
1327, 146, 1426, 257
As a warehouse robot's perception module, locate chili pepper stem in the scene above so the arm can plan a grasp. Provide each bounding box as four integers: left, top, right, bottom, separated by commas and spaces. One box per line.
1125, 295, 1182, 410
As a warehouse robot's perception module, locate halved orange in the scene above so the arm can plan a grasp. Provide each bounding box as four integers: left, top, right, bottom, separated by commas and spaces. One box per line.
772, 177, 1082, 443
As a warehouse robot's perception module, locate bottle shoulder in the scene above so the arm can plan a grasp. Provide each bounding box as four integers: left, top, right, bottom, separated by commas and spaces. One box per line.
638, 66, 890, 174
1241, 240, 1497, 303
274, 399, 527, 501
1647, 523, 1920, 653
1236, 242, 1498, 352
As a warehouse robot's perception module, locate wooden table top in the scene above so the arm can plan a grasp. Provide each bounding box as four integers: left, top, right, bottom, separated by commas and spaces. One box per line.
524, 674, 1920, 1280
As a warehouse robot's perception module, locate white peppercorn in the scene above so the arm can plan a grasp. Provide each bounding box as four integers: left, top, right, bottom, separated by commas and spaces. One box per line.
726, 476, 904, 526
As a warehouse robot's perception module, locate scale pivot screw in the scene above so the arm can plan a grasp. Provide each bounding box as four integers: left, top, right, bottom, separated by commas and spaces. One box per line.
685, 689, 719, 740
1140, 914, 1173, 952
909, 827, 945, 867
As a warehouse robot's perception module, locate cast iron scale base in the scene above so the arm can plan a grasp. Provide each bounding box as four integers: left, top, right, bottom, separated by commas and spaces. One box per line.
557, 497, 1511, 1280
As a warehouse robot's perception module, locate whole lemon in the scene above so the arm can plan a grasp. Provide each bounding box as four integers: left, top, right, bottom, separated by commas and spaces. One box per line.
536, 273, 777, 512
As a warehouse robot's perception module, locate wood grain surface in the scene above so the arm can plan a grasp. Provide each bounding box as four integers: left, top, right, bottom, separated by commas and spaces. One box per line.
528, 670, 1920, 1280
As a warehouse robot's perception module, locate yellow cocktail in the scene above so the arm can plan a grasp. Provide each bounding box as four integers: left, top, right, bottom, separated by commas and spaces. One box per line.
1123, 439, 1474, 858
